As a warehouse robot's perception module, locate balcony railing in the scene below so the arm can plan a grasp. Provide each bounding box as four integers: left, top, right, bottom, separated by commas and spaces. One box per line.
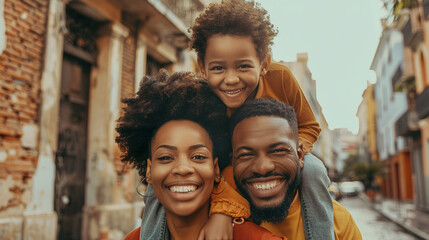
416, 86, 429, 119
401, 8, 424, 50
159, 0, 204, 28
395, 109, 419, 136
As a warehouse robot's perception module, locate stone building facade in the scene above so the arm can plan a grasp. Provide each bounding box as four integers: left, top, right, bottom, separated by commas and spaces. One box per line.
281, 54, 335, 177
0, 0, 208, 239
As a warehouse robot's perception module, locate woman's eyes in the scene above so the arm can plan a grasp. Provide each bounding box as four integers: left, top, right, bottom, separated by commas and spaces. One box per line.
155, 154, 209, 161
157, 155, 173, 161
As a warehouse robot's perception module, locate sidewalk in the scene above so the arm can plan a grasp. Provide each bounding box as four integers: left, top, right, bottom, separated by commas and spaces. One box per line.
360, 194, 429, 240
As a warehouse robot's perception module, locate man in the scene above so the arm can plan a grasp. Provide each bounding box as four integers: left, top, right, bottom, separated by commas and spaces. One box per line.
230, 98, 362, 239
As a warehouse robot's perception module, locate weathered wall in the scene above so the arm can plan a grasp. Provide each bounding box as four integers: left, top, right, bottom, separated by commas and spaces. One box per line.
0, 0, 56, 239
0, 0, 48, 214
0, 0, 5, 54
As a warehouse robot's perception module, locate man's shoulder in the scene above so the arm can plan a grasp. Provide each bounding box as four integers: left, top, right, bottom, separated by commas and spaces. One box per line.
332, 200, 363, 239
332, 200, 352, 218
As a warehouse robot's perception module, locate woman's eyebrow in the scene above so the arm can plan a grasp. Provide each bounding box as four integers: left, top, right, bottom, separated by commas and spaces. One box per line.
189, 144, 209, 150
156, 145, 176, 150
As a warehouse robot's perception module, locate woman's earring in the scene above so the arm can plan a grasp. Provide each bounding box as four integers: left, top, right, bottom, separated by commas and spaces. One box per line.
136, 177, 154, 197
212, 175, 227, 195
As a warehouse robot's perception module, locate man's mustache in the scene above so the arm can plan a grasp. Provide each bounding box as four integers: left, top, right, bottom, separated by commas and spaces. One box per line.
243, 172, 290, 183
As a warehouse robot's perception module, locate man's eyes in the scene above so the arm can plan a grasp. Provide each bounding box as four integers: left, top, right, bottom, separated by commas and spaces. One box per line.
270, 148, 291, 155
235, 152, 254, 159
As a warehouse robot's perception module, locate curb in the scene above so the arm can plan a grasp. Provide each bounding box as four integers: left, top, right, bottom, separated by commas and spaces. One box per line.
359, 194, 429, 240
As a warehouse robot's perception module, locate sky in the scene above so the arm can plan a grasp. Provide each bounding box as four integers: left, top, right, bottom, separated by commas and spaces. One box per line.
254, 0, 386, 134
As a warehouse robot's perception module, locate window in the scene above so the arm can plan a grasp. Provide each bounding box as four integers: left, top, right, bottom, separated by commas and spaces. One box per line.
146, 55, 167, 77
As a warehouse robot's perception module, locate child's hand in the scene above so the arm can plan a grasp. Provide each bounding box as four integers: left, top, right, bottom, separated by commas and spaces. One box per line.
197, 213, 233, 240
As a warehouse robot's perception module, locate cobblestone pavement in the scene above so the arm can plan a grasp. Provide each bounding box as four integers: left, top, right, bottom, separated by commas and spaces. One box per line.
339, 197, 422, 240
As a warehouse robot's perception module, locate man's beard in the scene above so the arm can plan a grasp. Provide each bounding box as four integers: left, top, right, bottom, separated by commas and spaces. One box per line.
236, 168, 302, 225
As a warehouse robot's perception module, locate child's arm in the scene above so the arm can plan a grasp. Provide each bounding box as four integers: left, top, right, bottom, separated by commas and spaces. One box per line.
199, 166, 250, 240
261, 62, 321, 154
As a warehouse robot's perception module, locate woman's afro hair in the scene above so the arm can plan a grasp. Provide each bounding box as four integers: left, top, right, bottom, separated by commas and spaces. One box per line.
190, 0, 278, 63
115, 70, 231, 181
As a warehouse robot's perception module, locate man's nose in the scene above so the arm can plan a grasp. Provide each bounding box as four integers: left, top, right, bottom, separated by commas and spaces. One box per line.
252, 156, 275, 176
224, 70, 240, 85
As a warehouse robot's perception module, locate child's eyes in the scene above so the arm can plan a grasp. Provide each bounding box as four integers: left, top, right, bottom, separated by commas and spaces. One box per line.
238, 64, 252, 69
210, 66, 223, 71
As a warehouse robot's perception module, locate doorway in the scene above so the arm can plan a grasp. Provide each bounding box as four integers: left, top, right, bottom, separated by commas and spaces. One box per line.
54, 53, 91, 240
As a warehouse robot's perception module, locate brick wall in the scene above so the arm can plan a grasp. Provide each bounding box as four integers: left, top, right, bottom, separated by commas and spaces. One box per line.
0, 0, 48, 215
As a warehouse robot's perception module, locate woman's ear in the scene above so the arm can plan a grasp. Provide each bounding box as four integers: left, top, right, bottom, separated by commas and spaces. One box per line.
213, 157, 221, 183
197, 58, 207, 80
260, 54, 271, 76
146, 159, 153, 184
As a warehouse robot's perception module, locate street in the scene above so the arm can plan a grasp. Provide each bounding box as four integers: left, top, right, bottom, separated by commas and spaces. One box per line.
340, 197, 421, 240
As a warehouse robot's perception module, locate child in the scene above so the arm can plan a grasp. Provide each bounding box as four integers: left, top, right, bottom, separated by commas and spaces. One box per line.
141, 0, 334, 239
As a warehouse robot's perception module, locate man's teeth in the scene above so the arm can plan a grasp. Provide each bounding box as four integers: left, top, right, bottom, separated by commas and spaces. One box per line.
169, 185, 197, 193
225, 89, 242, 94
251, 180, 279, 190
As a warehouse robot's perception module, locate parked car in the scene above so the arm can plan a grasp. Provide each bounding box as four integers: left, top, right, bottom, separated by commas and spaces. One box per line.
339, 181, 364, 197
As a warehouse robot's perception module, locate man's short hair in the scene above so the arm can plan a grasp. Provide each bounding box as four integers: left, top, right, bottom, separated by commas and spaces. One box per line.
230, 98, 298, 140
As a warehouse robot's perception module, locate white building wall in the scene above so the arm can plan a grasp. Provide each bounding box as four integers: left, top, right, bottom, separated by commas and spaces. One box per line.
372, 29, 408, 161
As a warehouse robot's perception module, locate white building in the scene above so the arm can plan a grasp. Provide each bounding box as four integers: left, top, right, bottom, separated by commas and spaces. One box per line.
371, 28, 408, 161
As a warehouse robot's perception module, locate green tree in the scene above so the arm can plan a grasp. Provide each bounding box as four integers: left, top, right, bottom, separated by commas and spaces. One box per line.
344, 161, 385, 191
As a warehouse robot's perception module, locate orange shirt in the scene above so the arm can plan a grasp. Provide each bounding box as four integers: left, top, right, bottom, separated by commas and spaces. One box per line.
125, 222, 289, 240
260, 194, 362, 240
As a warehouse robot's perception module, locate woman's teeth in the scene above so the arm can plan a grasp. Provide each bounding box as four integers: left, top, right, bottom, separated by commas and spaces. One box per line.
169, 185, 197, 193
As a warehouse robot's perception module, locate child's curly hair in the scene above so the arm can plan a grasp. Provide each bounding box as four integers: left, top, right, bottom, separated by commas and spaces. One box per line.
190, 0, 278, 64
116, 70, 231, 181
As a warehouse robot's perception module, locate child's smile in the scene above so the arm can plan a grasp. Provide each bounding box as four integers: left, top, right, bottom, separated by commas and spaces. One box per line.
200, 34, 269, 110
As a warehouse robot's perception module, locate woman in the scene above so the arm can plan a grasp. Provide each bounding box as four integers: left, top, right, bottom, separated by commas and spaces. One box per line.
116, 70, 286, 240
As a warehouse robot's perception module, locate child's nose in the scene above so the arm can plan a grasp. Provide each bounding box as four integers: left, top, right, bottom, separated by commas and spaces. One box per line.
224, 70, 240, 85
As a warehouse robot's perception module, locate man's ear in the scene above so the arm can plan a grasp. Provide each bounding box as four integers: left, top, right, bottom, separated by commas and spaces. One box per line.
260, 54, 271, 76
146, 159, 153, 184
197, 58, 207, 80
213, 157, 221, 183
297, 142, 304, 169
